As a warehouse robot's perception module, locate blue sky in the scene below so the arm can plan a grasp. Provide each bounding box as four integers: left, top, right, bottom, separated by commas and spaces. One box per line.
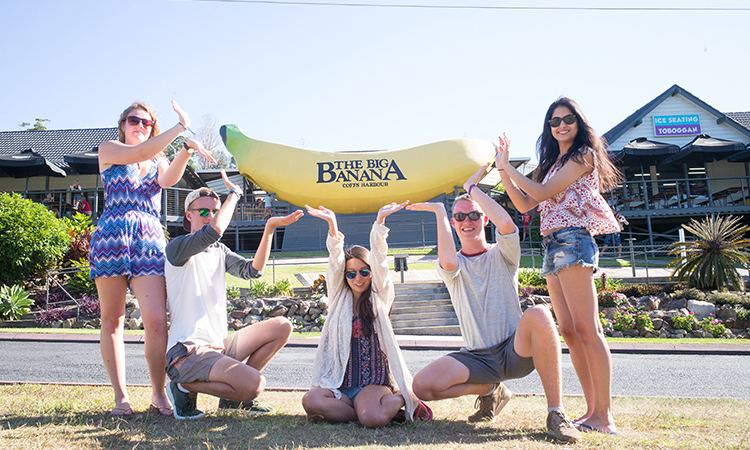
1, 0, 749, 162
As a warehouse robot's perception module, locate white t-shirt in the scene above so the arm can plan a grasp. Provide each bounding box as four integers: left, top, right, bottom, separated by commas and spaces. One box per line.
436, 226, 522, 350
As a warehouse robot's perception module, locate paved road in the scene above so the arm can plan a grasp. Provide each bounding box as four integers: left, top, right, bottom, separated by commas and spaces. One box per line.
1, 341, 748, 399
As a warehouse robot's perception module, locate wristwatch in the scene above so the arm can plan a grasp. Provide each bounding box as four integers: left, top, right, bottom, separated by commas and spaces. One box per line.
183, 142, 195, 154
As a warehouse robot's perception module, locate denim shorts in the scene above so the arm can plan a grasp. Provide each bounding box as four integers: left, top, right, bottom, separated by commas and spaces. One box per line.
541, 227, 599, 277
603, 232, 621, 247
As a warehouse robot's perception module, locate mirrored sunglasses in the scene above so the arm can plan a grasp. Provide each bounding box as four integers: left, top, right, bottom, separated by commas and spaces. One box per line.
453, 211, 483, 222
189, 208, 219, 217
345, 269, 371, 279
547, 114, 577, 128
126, 116, 154, 128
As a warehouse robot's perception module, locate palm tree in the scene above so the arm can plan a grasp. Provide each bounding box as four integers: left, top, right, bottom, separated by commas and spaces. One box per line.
669, 214, 750, 291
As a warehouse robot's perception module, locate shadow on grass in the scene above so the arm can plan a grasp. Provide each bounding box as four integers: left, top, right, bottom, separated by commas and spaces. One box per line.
1, 411, 553, 449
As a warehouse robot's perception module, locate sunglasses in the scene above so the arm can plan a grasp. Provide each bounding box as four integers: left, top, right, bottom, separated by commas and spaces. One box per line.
189, 208, 219, 217
345, 269, 371, 279
126, 116, 154, 128
453, 211, 483, 222
547, 114, 577, 128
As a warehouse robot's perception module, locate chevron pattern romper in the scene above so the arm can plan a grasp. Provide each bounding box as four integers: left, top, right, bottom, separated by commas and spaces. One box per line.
89, 159, 166, 279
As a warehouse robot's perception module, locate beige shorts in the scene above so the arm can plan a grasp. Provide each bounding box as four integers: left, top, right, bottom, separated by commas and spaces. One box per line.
165, 332, 241, 384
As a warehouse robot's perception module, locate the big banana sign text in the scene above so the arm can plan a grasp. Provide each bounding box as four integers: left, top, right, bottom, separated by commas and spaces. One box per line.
221, 124, 495, 214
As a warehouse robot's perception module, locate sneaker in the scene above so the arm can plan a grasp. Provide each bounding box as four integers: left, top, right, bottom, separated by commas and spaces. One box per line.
546, 410, 582, 444
217, 398, 277, 415
468, 383, 512, 423
167, 381, 205, 420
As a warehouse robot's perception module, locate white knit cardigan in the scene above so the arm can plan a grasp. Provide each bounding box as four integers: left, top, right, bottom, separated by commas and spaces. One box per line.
309, 221, 420, 420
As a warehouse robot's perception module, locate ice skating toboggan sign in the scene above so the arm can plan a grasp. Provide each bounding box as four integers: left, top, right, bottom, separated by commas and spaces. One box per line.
221, 124, 495, 214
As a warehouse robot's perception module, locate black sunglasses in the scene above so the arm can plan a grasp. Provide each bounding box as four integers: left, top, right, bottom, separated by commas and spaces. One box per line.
126, 116, 154, 128
189, 208, 219, 217
345, 269, 371, 279
453, 211, 483, 222
547, 114, 577, 128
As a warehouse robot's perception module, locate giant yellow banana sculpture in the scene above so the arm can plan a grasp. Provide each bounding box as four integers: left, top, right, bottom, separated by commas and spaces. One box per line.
221, 124, 495, 214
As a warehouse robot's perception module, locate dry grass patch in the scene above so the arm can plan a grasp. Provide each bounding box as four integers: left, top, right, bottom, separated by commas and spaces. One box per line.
1, 385, 749, 449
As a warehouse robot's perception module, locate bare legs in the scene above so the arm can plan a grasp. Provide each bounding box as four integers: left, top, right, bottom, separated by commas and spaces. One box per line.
181, 317, 293, 401
413, 305, 565, 409
302, 385, 405, 428
97, 274, 170, 412
547, 265, 617, 433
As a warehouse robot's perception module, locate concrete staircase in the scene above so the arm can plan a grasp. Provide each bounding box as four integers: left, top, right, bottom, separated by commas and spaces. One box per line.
390, 281, 460, 336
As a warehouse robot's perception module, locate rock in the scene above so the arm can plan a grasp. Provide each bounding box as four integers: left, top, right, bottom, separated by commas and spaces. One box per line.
317, 298, 328, 310
309, 307, 322, 317
130, 309, 142, 320
127, 318, 141, 330
297, 302, 310, 316
268, 305, 288, 317
661, 298, 688, 310
244, 316, 259, 326
230, 310, 247, 320
286, 305, 298, 317
646, 296, 660, 310
611, 331, 624, 338
62, 318, 75, 329
623, 329, 639, 337
691, 330, 707, 338
687, 300, 716, 321
716, 305, 737, 320
249, 307, 263, 316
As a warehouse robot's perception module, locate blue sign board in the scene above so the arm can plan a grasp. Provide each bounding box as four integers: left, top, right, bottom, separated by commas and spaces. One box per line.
653, 115, 701, 137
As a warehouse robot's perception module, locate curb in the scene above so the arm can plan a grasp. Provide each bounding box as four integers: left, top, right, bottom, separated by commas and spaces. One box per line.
2, 332, 749, 355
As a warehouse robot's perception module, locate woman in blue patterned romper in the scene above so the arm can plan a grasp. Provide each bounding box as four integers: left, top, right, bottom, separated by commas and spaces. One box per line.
90, 101, 215, 416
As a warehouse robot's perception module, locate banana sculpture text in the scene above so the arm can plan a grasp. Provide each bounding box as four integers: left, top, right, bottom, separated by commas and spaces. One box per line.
220, 124, 496, 214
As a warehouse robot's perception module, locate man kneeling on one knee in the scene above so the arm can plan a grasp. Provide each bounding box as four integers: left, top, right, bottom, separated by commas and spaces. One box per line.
164, 170, 303, 419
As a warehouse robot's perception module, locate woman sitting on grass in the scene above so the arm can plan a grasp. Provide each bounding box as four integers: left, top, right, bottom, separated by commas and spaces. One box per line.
301, 202, 432, 427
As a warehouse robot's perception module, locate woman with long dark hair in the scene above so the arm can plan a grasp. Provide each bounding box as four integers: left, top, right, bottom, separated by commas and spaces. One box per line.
301, 202, 432, 427
496, 97, 621, 434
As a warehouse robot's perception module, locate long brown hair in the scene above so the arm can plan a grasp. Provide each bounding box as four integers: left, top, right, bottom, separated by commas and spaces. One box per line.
344, 245, 377, 337
534, 97, 621, 192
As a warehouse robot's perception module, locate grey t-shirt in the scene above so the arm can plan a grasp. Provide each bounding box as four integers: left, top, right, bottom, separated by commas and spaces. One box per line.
436, 226, 521, 350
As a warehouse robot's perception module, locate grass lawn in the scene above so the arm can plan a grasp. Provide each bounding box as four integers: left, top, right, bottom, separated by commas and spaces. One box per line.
1, 384, 747, 450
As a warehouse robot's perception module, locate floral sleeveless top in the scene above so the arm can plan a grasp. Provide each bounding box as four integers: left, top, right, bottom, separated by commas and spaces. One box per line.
538, 156, 619, 236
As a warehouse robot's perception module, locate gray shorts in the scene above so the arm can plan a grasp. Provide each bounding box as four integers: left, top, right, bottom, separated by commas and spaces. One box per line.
165, 332, 241, 384
446, 331, 535, 385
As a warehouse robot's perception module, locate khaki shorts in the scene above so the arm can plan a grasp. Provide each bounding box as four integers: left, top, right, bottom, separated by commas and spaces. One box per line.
165, 332, 241, 384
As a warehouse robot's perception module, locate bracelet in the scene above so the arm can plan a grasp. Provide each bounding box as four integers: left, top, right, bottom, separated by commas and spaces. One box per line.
468, 183, 476, 196
228, 189, 243, 199
182, 142, 194, 154
178, 122, 187, 130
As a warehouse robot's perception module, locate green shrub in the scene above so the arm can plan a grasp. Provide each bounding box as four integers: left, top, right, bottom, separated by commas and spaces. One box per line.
270, 279, 293, 297
636, 312, 654, 330
706, 292, 743, 305
226, 285, 241, 299
671, 312, 698, 331
519, 269, 546, 287
735, 306, 750, 321
669, 214, 750, 291
66, 258, 96, 295
0, 193, 71, 284
700, 316, 726, 338
618, 284, 665, 298
248, 279, 269, 298
672, 288, 706, 301
598, 290, 628, 308
64, 213, 95, 265
612, 310, 636, 331
0, 284, 33, 321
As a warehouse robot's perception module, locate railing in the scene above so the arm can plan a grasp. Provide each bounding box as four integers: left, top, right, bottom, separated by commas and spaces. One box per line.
607, 176, 750, 212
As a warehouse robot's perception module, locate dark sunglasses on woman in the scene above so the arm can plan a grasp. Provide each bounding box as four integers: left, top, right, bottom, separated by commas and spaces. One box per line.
547, 114, 577, 128
453, 211, 483, 222
345, 269, 371, 279
126, 116, 154, 128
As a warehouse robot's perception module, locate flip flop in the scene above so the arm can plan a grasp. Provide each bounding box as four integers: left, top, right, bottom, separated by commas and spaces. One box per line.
111, 406, 133, 417
578, 423, 619, 435
149, 403, 174, 416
